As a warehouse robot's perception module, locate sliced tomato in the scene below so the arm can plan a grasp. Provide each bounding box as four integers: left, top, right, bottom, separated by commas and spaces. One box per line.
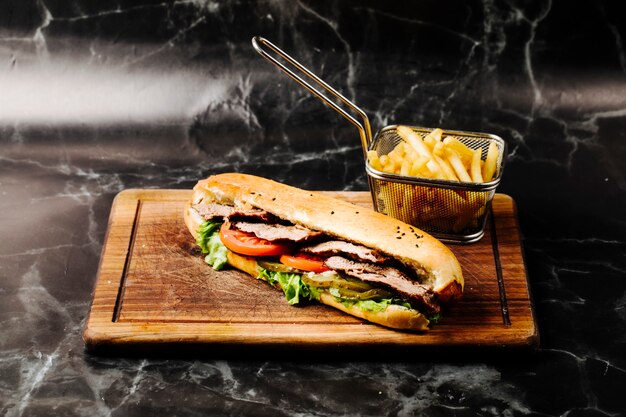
219, 223, 292, 257
280, 253, 330, 273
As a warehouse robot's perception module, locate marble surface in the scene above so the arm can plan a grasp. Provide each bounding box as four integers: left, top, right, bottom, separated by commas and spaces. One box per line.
1, 1, 625, 416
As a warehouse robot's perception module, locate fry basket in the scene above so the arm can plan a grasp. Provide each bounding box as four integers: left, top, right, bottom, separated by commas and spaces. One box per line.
367, 126, 506, 242
252, 36, 506, 243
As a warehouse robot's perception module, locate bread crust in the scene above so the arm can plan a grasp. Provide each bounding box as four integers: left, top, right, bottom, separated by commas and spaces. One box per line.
318, 293, 429, 331
190, 173, 463, 296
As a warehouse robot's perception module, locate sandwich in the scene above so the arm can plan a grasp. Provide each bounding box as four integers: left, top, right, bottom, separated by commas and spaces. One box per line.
184, 173, 463, 331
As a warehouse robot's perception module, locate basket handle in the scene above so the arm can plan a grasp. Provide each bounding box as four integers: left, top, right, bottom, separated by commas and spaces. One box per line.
251, 36, 373, 156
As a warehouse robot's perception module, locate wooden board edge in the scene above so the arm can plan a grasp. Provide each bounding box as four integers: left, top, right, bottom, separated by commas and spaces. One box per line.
83, 321, 540, 353
83, 190, 145, 348
492, 194, 540, 349
83, 189, 539, 352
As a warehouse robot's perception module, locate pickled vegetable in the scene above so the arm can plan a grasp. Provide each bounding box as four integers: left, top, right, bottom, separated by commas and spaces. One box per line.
301, 272, 375, 292
258, 260, 302, 274
329, 287, 392, 300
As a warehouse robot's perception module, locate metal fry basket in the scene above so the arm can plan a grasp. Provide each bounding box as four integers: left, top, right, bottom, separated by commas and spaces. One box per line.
252, 36, 506, 243
367, 126, 506, 242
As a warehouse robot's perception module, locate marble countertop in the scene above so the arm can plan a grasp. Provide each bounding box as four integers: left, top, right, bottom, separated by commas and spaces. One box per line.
1, 1, 624, 416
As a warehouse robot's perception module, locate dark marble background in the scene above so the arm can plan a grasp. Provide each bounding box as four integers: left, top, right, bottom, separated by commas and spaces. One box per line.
1, 0, 625, 416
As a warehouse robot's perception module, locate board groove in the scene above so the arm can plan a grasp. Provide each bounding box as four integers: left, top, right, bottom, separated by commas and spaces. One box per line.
488, 211, 511, 327
112, 199, 141, 322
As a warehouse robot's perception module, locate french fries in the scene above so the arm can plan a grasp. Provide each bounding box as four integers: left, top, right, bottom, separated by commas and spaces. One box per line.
369, 126, 502, 235
482, 141, 498, 182
376, 183, 490, 234
368, 126, 500, 183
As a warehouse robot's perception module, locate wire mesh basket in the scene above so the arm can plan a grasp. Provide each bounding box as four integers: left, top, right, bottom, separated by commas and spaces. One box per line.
252, 36, 507, 243
366, 125, 506, 243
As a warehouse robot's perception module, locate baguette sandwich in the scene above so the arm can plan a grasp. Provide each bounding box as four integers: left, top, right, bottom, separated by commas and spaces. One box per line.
184, 173, 463, 331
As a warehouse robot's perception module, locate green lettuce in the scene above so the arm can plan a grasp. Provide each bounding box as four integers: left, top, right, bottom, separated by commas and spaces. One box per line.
328, 288, 413, 313
204, 232, 228, 270
427, 313, 441, 325
196, 220, 228, 270
196, 220, 221, 253
257, 268, 317, 305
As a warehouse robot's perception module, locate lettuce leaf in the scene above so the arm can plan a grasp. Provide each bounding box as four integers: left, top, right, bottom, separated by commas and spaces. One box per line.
204, 232, 228, 270
328, 288, 413, 313
196, 220, 228, 270
257, 268, 317, 305
427, 313, 441, 325
197, 220, 221, 253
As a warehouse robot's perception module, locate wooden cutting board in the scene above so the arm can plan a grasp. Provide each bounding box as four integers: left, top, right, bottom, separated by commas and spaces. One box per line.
83, 189, 538, 355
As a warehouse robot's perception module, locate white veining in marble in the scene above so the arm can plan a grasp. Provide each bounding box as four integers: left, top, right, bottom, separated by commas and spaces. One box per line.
1, 1, 625, 416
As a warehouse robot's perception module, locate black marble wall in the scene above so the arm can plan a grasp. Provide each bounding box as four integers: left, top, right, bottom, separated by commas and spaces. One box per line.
1, 1, 625, 416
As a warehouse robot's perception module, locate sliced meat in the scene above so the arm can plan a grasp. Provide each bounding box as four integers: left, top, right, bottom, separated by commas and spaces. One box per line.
324, 256, 440, 315
228, 209, 277, 223
192, 202, 275, 222
193, 202, 234, 220
301, 240, 391, 264
233, 222, 323, 243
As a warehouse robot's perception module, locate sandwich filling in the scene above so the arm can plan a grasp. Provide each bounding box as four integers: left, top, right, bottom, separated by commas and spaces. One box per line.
191, 201, 442, 324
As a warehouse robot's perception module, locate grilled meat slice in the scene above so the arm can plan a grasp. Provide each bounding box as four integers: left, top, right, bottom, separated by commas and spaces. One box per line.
193, 202, 276, 222
232, 221, 323, 243
324, 256, 440, 315
301, 240, 391, 264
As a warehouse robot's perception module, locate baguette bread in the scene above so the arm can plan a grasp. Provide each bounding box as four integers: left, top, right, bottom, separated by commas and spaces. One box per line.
184, 173, 464, 331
